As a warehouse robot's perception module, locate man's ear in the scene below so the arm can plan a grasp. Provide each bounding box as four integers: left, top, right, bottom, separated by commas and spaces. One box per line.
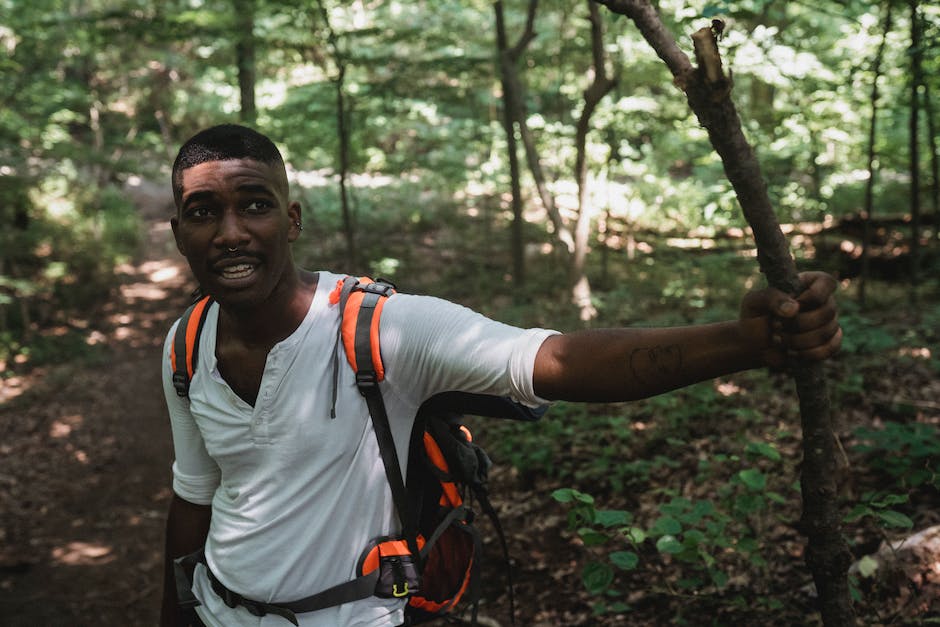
287, 200, 303, 242
170, 215, 186, 255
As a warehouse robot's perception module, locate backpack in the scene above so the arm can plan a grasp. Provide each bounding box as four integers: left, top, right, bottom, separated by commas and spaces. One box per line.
170, 275, 544, 625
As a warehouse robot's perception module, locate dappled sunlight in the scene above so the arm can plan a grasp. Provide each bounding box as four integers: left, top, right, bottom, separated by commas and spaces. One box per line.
49, 414, 84, 439
0, 375, 29, 403
715, 381, 742, 397
51, 541, 115, 566
897, 346, 932, 360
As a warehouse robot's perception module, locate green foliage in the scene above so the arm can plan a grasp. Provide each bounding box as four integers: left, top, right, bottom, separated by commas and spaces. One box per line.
844, 491, 914, 531
837, 314, 899, 355
551, 436, 790, 615
853, 421, 940, 490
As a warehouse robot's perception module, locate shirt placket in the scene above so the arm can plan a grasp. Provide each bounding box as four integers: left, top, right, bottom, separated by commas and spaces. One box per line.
250, 349, 280, 445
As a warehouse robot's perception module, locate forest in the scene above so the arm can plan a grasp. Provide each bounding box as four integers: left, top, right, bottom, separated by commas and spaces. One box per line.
0, 0, 938, 625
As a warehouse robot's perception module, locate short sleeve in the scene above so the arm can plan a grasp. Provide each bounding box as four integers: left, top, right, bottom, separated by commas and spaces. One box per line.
377, 293, 559, 408
162, 321, 220, 505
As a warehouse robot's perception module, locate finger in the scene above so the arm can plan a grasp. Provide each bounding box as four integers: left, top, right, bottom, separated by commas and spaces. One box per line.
796, 272, 838, 309
782, 319, 842, 352
743, 288, 799, 320
784, 302, 838, 333
792, 326, 843, 362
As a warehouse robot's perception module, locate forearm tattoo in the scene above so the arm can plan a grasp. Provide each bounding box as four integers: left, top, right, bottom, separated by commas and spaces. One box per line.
629, 345, 683, 386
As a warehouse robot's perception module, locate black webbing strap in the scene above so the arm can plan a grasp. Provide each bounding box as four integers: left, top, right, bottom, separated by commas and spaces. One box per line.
349, 282, 422, 565
171, 296, 214, 398
175, 547, 380, 626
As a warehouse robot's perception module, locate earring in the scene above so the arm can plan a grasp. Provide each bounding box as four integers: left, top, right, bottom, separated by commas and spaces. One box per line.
295, 221, 303, 231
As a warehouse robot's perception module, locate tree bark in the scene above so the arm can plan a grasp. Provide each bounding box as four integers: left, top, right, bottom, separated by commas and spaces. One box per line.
314, 0, 357, 269
495, 0, 528, 286
908, 0, 922, 304
571, 1, 617, 320
924, 74, 940, 243
594, 1, 855, 624
859, 0, 894, 308
496, 0, 576, 255
234, 0, 257, 124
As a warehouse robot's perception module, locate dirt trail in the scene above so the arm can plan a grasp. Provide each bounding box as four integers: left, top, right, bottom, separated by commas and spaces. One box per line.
0, 217, 191, 626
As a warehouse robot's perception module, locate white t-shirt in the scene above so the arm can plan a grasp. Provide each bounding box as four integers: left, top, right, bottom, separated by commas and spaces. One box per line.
162, 271, 557, 627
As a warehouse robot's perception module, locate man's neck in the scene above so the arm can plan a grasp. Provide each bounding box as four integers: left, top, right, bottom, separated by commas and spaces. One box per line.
217, 270, 319, 349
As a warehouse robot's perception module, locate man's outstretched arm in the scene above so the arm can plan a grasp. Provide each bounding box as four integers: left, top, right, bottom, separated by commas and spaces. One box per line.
533, 272, 841, 402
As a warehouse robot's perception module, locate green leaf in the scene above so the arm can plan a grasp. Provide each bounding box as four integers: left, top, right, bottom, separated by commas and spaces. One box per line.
579, 528, 610, 547
609, 550, 639, 571
582, 562, 614, 595
553, 488, 594, 505
656, 535, 684, 554
766, 491, 787, 505
857, 555, 879, 578
595, 509, 632, 528
870, 493, 908, 508
652, 515, 682, 536
734, 493, 766, 515
683, 530, 706, 548
624, 527, 646, 544
844, 504, 873, 522
737, 468, 766, 491
710, 569, 729, 588
745, 441, 781, 462
877, 510, 914, 529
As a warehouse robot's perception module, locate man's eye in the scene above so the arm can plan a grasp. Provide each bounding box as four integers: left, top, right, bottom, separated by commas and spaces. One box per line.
186, 206, 213, 218
245, 200, 273, 213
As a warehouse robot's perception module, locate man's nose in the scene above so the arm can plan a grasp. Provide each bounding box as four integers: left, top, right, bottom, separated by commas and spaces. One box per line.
215, 208, 250, 249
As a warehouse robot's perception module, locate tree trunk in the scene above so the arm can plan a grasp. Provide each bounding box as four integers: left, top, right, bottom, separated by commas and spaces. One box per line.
496, 0, 576, 255
594, 1, 855, 624
859, 0, 894, 308
571, 0, 617, 320
495, 0, 527, 286
234, 0, 257, 124
924, 73, 940, 243
315, 0, 357, 269
908, 0, 922, 304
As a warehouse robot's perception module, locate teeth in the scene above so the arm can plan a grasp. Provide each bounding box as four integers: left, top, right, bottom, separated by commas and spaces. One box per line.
221, 264, 255, 279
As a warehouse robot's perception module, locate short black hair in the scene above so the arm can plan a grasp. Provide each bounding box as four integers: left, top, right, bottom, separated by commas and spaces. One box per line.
172, 124, 286, 206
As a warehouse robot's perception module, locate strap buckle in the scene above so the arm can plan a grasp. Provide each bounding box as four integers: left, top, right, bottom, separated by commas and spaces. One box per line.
356, 371, 378, 390
360, 280, 396, 297
172, 372, 190, 397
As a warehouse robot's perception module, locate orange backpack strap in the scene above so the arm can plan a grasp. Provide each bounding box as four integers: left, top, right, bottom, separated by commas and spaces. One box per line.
170, 296, 214, 398
329, 277, 422, 560
330, 275, 396, 385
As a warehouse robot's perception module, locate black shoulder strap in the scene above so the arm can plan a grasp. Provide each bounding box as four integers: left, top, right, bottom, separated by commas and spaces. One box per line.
342, 279, 422, 561
171, 296, 214, 398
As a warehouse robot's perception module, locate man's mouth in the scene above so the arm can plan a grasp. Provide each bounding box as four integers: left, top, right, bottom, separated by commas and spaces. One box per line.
219, 263, 257, 280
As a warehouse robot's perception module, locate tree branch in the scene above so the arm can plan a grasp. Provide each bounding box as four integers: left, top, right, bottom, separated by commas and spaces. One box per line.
594, 2, 856, 625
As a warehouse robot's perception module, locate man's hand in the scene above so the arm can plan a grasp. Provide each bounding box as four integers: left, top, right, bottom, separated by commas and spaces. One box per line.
740, 271, 842, 368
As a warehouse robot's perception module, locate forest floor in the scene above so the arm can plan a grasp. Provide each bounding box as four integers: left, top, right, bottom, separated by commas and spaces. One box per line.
1, 203, 939, 626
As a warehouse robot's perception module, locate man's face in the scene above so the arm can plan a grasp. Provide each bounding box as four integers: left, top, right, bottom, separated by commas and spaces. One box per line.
171, 158, 302, 309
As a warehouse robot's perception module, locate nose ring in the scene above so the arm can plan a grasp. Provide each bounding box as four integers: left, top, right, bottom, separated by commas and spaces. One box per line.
227, 247, 238, 253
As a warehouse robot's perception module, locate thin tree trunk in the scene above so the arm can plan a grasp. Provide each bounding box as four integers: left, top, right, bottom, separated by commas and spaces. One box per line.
860, 1, 894, 307
909, 0, 922, 304
315, 0, 357, 268
924, 76, 940, 243
594, 1, 855, 624
234, 0, 257, 124
571, 1, 617, 320
496, 0, 576, 254
495, 0, 527, 286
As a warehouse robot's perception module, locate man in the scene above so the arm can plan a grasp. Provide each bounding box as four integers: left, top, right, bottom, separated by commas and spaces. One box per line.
161, 124, 841, 626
